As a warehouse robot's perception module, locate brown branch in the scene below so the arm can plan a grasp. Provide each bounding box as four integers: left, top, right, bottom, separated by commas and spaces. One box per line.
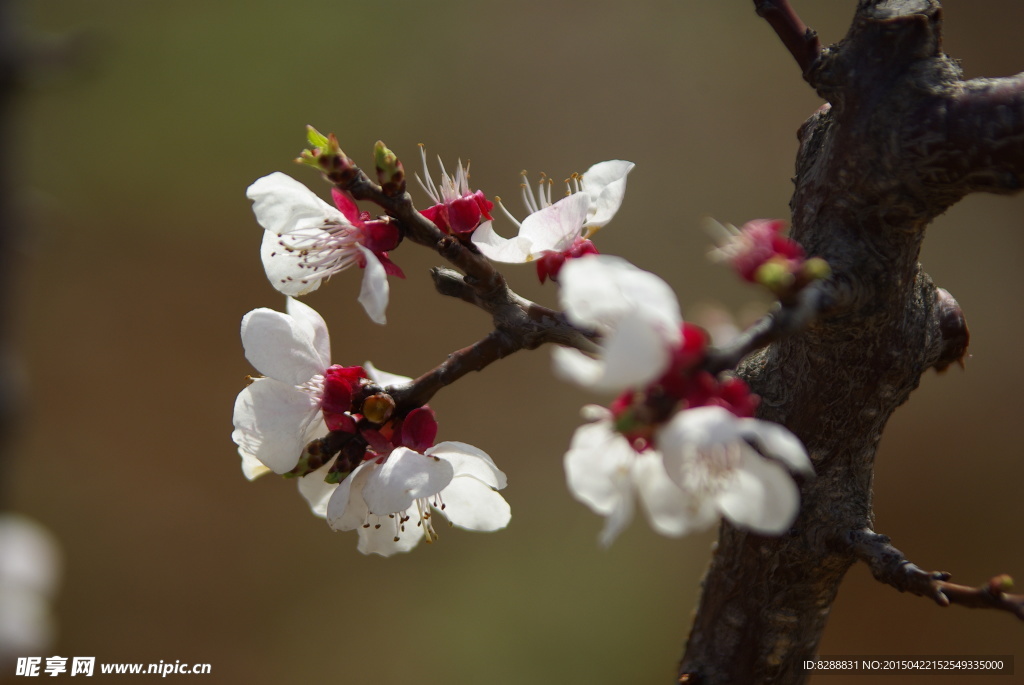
914, 72, 1024, 198
679, 2, 1020, 683
850, 529, 1024, 620
703, 280, 838, 375
753, 0, 822, 80
330, 166, 599, 421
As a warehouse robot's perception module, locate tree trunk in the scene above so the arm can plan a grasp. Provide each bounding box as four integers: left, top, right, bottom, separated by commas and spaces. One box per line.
678, 2, 1022, 682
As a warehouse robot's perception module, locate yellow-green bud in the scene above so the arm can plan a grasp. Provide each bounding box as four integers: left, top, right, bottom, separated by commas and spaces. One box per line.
374, 140, 406, 196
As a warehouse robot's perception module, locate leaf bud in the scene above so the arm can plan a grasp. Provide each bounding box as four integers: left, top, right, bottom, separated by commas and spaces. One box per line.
374, 140, 406, 196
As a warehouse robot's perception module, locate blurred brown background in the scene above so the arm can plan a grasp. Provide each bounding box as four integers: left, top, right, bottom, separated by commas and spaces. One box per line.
3, 1, 1022, 683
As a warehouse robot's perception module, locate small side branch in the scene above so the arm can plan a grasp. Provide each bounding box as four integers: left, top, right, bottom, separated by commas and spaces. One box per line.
703, 280, 834, 374
753, 0, 822, 80
850, 528, 1024, 620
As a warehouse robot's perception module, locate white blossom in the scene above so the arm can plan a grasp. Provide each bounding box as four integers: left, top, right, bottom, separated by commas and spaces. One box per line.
0, 515, 61, 664
564, 408, 694, 546
247, 172, 394, 324
657, 406, 813, 535
472, 160, 633, 263
231, 297, 332, 476
553, 255, 683, 392
325, 442, 511, 556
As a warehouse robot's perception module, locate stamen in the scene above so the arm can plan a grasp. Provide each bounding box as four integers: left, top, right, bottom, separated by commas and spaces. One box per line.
495, 196, 522, 228
416, 144, 441, 203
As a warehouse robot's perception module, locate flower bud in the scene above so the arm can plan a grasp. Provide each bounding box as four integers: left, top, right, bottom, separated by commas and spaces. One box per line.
362, 392, 396, 424
296, 126, 355, 184
374, 141, 406, 196
989, 574, 1014, 594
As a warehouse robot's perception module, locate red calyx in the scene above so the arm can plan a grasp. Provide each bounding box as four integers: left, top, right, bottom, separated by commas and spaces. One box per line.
322, 365, 367, 431
421, 191, 494, 236
729, 219, 805, 282
536, 237, 599, 283
395, 406, 439, 453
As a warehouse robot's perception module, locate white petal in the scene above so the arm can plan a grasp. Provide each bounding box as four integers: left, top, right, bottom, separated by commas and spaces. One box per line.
563, 421, 634, 516
631, 452, 704, 537
0, 515, 61, 597
285, 297, 331, 370
436, 477, 511, 531
581, 160, 634, 227
260, 229, 323, 297
551, 312, 671, 392
426, 441, 507, 489
240, 451, 271, 481
326, 462, 372, 531
247, 172, 344, 235
517, 192, 590, 254
716, 449, 801, 534
363, 362, 412, 388
738, 418, 813, 474
240, 307, 324, 385
356, 245, 389, 325
361, 447, 454, 515
356, 508, 424, 556
588, 311, 673, 390
558, 255, 682, 336
231, 378, 321, 474
551, 347, 608, 389
471, 221, 534, 263
297, 457, 339, 518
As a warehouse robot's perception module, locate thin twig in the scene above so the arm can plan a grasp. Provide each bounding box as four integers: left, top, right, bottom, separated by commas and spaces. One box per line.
850, 528, 1024, 620
753, 0, 822, 79
703, 280, 832, 374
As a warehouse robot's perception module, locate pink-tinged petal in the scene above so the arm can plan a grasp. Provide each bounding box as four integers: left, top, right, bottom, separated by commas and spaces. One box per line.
330, 187, 362, 224
231, 378, 322, 474
247, 172, 344, 235
471, 221, 533, 263
716, 450, 800, 534
426, 441, 507, 490
285, 297, 331, 370
363, 362, 412, 388
581, 160, 634, 227
240, 307, 324, 385
436, 477, 510, 531
361, 447, 454, 516
356, 244, 389, 325
260, 229, 323, 297
518, 192, 590, 254
297, 457, 339, 518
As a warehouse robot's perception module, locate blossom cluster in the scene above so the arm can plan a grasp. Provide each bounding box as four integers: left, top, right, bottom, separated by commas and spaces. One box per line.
232, 297, 510, 556
555, 256, 813, 544
234, 131, 817, 554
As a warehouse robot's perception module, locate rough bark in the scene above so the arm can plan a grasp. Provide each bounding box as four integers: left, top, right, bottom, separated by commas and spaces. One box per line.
678, 2, 1023, 683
